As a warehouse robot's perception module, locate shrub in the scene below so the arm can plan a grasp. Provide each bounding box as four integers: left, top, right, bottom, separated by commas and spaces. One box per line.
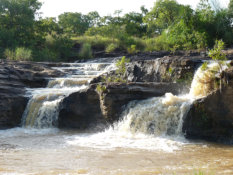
33, 48, 58, 62
79, 43, 93, 59
115, 56, 130, 77
15, 47, 32, 61
45, 34, 73, 61
105, 43, 118, 53
72, 35, 119, 51
127, 45, 139, 54
4, 48, 15, 60
208, 40, 227, 62
4, 47, 32, 61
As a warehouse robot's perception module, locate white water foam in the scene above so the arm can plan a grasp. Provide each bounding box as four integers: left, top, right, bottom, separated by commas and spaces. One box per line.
67, 61, 229, 152
22, 60, 116, 128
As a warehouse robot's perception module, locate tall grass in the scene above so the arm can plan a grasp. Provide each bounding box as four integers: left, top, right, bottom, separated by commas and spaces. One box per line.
72, 35, 119, 51
4, 47, 32, 61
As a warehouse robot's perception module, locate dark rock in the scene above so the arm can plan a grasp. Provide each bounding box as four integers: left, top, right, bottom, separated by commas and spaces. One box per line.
125, 56, 204, 83
90, 55, 205, 86
0, 96, 28, 129
58, 87, 104, 129
183, 67, 233, 143
98, 82, 186, 122
0, 59, 64, 129
57, 82, 185, 128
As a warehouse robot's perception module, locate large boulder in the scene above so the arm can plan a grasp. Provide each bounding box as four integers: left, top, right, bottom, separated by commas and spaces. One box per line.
183, 66, 233, 143
58, 87, 104, 129
0, 60, 64, 129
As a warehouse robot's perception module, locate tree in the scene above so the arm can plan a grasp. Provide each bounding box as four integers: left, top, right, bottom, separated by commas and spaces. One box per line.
0, 0, 42, 48
86, 11, 101, 27
228, 0, 233, 24
58, 12, 90, 36
36, 18, 60, 36
122, 12, 146, 37
143, 0, 186, 35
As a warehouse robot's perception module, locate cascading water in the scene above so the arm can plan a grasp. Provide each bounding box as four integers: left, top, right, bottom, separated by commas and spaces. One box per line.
2, 61, 233, 175
109, 62, 224, 137
21, 61, 116, 128
67, 61, 226, 152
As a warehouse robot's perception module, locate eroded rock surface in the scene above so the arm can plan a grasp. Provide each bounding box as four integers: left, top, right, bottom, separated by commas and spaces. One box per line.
0, 60, 64, 129
183, 65, 233, 143
98, 82, 186, 122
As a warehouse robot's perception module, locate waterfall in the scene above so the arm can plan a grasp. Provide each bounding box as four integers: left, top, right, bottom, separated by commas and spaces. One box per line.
22, 61, 116, 128
113, 62, 224, 136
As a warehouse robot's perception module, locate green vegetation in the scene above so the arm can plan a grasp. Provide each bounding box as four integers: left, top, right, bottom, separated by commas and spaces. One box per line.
0, 0, 233, 61
105, 43, 118, 53
201, 62, 208, 71
4, 47, 32, 61
208, 40, 230, 90
79, 43, 93, 59
100, 56, 130, 84
96, 84, 107, 94
176, 71, 193, 85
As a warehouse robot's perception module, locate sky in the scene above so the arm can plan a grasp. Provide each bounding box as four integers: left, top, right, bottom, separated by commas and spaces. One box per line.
39, 0, 230, 18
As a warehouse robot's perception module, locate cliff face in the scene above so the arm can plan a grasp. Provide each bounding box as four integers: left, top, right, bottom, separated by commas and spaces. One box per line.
0, 60, 64, 129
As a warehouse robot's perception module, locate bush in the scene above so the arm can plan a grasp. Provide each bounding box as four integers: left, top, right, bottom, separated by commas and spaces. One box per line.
4, 49, 15, 60
45, 34, 73, 61
4, 47, 32, 61
15, 47, 32, 61
79, 43, 93, 59
33, 48, 58, 62
72, 35, 119, 51
105, 43, 118, 53
127, 45, 139, 54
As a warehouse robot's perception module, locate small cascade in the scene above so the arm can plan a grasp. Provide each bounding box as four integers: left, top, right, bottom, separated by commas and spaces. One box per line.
115, 93, 192, 136
22, 61, 116, 128
113, 62, 226, 136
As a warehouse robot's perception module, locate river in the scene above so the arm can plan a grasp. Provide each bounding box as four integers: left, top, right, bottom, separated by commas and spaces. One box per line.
0, 59, 232, 175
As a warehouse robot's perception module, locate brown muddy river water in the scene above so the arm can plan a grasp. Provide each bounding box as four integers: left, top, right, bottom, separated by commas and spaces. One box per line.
0, 128, 233, 175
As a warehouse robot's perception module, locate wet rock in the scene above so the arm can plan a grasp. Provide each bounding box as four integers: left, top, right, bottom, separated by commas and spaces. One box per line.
58, 82, 185, 128
183, 66, 233, 143
0, 59, 64, 129
0, 96, 28, 129
58, 87, 104, 129
91, 55, 205, 86
98, 82, 186, 122
125, 56, 204, 83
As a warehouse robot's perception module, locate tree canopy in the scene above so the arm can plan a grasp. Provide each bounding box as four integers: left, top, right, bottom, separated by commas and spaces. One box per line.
0, 0, 233, 62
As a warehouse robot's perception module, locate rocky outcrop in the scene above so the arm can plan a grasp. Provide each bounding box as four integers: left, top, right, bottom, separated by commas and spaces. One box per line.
183, 65, 233, 143
125, 56, 204, 83
98, 82, 187, 122
58, 82, 185, 129
0, 60, 64, 129
58, 87, 104, 129
91, 56, 205, 86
